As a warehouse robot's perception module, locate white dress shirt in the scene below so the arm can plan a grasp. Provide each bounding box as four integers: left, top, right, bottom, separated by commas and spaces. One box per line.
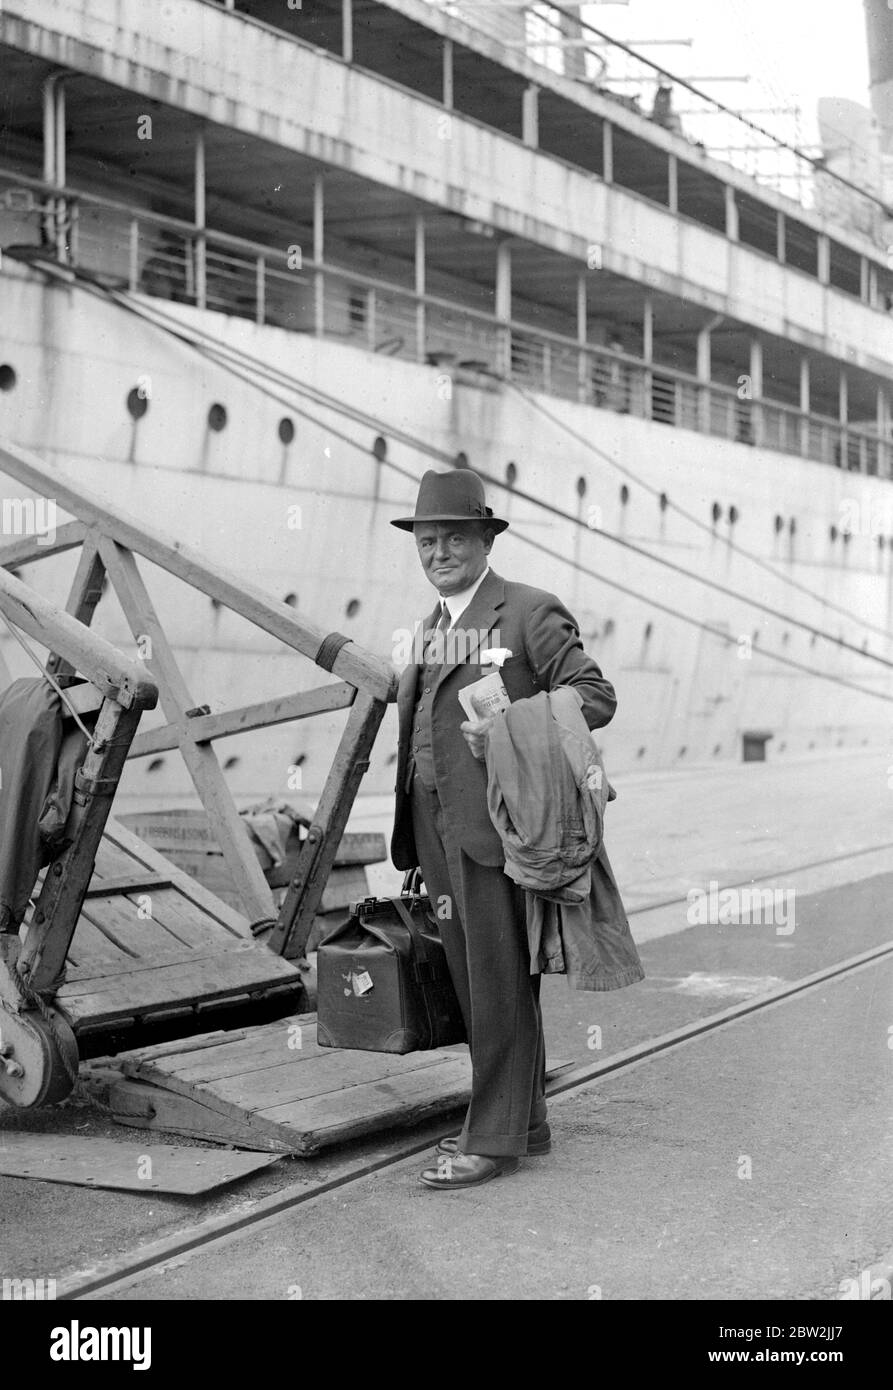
441, 565, 491, 627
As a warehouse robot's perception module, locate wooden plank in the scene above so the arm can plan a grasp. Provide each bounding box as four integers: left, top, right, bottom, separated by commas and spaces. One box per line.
132, 889, 241, 952
47, 532, 106, 684
62, 916, 134, 974
0, 438, 398, 703
84, 873, 173, 897
23, 697, 148, 991
92, 838, 146, 879
0, 519, 87, 568
98, 537, 276, 925
103, 820, 251, 939
271, 689, 387, 958
128, 683, 356, 759
57, 950, 303, 1026
79, 894, 196, 961
188, 1050, 456, 1113
257, 1059, 476, 1153
101, 1077, 291, 1152
117, 811, 385, 869
0, 1133, 280, 1193
137, 1019, 326, 1081
0, 565, 156, 708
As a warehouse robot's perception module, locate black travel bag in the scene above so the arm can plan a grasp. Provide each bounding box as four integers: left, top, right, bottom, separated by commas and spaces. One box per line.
316, 870, 466, 1053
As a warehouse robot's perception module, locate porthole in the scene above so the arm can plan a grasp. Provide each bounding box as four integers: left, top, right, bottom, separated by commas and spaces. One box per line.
207, 402, 228, 432
283, 592, 298, 608
636, 746, 646, 759
210, 596, 222, 612
455, 451, 469, 469
659, 492, 668, 512
774, 514, 784, 534
711, 501, 721, 523
126, 387, 149, 421
830, 525, 838, 541
278, 417, 295, 445
386, 752, 398, 766
0, 364, 16, 392
842, 530, 851, 544
713, 743, 722, 756
644, 622, 653, 640
728, 505, 739, 525
789, 517, 797, 535
576, 476, 587, 498
292, 752, 307, 768
603, 618, 615, 637
678, 746, 687, 758
223, 755, 240, 771
373, 435, 387, 462
506, 462, 518, 487
147, 758, 165, 773
346, 598, 361, 618
620, 484, 630, 505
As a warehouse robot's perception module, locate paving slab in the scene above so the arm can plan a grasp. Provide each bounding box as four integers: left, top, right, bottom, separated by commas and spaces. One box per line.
94, 954, 893, 1301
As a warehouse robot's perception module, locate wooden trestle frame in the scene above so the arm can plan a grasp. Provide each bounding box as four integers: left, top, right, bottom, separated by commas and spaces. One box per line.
0, 437, 398, 976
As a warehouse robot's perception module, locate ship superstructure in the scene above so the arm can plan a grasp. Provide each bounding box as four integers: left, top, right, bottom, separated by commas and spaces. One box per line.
1, 0, 892, 805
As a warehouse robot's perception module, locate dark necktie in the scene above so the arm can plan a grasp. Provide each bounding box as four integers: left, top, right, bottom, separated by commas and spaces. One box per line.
424, 604, 451, 664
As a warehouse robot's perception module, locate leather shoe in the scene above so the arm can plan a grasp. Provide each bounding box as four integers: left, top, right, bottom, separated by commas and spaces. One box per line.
419, 1152, 520, 1190
436, 1122, 551, 1158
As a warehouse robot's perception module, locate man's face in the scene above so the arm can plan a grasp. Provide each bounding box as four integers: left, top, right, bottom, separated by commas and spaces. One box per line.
414, 521, 493, 596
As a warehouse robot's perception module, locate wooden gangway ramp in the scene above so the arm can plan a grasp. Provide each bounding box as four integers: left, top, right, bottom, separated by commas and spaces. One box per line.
0, 435, 397, 1112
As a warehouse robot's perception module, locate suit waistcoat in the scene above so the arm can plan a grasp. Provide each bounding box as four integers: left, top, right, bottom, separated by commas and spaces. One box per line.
405, 658, 441, 791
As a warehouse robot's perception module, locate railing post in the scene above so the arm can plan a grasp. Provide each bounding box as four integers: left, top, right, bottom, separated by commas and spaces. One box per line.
576, 274, 588, 403
128, 218, 139, 293
523, 84, 539, 148
643, 296, 653, 419
54, 80, 68, 264
194, 127, 207, 310
367, 286, 376, 351
256, 254, 265, 326
749, 338, 763, 445
725, 184, 738, 242
496, 242, 512, 378
443, 38, 454, 108
313, 175, 325, 337
602, 121, 613, 183
415, 214, 426, 364
697, 324, 711, 434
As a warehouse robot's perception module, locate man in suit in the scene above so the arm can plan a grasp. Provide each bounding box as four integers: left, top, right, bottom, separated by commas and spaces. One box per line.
391, 468, 621, 1190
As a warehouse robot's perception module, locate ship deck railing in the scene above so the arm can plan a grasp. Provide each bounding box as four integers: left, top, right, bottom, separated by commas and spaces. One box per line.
1, 167, 888, 480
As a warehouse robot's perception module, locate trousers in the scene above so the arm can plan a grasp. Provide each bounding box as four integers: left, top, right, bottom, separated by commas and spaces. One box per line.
409, 772, 547, 1157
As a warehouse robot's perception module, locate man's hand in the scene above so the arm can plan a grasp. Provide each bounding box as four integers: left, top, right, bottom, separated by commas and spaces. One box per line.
460, 717, 495, 761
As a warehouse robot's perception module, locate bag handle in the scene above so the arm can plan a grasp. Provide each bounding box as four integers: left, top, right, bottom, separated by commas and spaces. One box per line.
391, 893, 433, 969
401, 866, 424, 897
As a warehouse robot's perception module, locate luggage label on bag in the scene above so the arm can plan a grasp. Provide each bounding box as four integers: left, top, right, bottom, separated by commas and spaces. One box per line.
342, 969, 374, 997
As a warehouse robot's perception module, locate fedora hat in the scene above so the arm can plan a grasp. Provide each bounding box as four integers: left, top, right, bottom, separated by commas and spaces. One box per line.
391, 468, 509, 534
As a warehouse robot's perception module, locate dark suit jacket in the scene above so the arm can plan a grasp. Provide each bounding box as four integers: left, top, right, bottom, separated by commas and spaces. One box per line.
391, 569, 617, 870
